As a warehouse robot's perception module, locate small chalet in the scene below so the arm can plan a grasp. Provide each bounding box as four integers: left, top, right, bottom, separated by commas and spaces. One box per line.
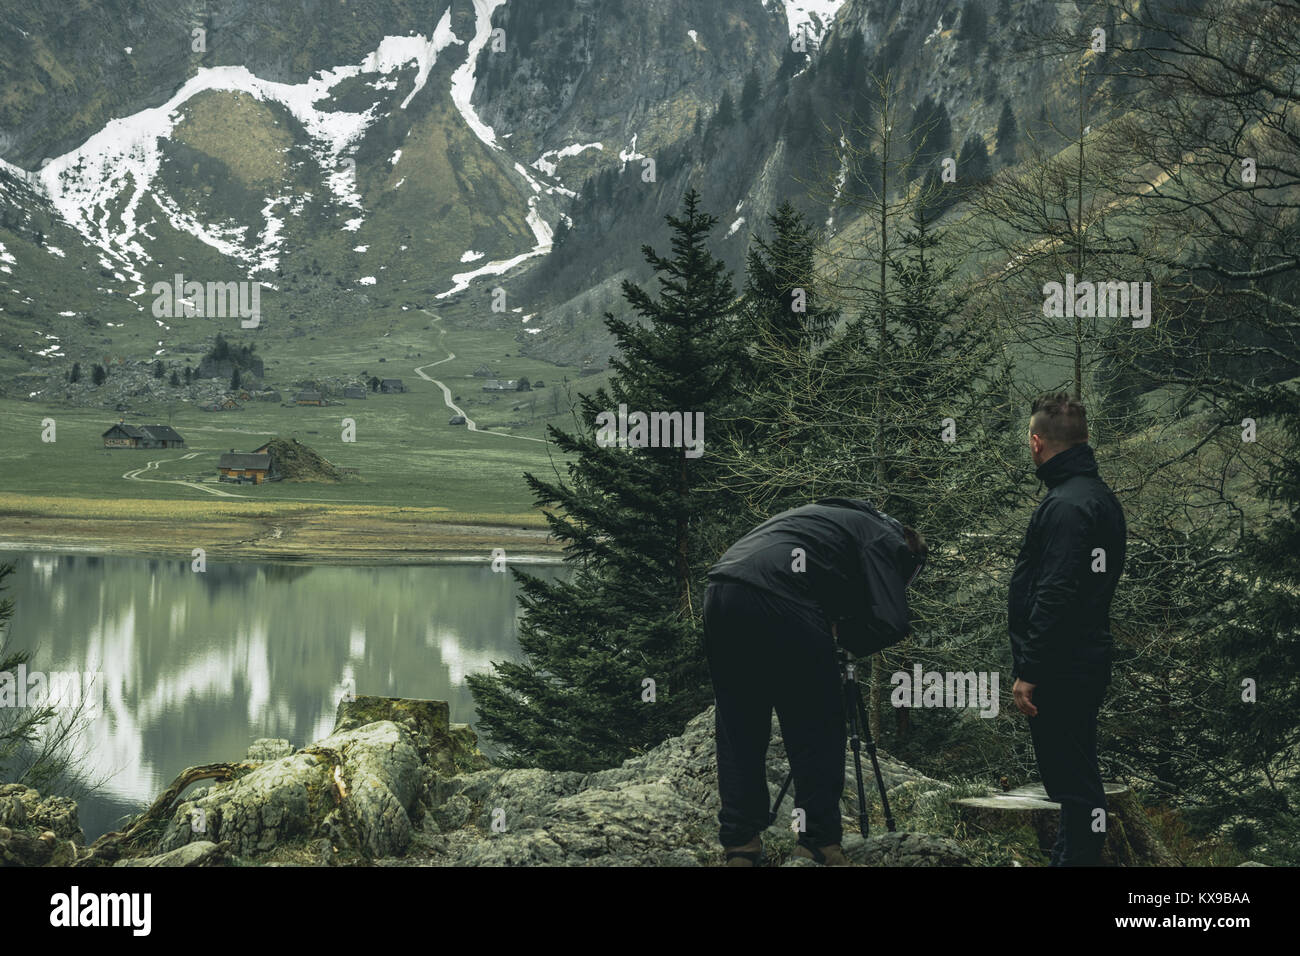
482, 379, 518, 392
343, 385, 367, 400
472, 364, 495, 378
380, 379, 406, 394
102, 423, 187, 449
218, 452, 274, 484
448, 415, 466, 425
294, 390, 324, 406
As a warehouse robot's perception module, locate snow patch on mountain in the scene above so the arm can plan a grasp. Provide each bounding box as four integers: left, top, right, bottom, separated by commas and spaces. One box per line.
619, 134, 646, 171
30, 13, 463, 292
435, 194, 552, 300
532, 142, 602, 178
449, 0, 508, 151
775, 0, 845, 42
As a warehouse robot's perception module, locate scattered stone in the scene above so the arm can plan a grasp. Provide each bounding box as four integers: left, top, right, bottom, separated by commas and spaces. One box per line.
114, 840, 231, 867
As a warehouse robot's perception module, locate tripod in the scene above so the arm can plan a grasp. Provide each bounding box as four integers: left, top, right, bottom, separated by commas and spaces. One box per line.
768, 637, 896, 838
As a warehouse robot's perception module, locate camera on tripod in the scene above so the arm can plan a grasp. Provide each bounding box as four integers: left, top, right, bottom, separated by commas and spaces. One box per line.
769, 624, 897, 838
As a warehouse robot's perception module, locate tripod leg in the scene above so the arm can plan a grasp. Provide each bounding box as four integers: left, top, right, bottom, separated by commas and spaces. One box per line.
853, 673, 896, 832
843, 660, 871, 838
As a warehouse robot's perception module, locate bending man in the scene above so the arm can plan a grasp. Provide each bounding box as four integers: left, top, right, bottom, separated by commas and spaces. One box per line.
703, 498, 926, 866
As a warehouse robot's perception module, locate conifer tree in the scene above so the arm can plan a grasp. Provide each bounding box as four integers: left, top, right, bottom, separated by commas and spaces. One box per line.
1207, 388, 1300, 860
740, 67, 761, 121
996, 99, 1018, 163
714, 89, 736, 129
468, 190, 747, 770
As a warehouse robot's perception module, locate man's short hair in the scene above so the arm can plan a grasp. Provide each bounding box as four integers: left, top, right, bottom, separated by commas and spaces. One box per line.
1029, 392, 1088, 447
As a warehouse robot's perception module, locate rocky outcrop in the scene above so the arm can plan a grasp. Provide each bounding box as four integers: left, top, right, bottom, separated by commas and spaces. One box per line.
412, 704, 958, 867
0, 783, 84, 866
141, 696, 490, 861
2, 695, 1181, 867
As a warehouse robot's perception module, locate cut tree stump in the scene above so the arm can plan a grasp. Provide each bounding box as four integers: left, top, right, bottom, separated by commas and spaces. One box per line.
950, 783, 1178, 866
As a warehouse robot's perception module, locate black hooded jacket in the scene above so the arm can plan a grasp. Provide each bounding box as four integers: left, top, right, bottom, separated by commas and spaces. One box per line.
706, 498, 913, 656
1008, 443, 1126, 686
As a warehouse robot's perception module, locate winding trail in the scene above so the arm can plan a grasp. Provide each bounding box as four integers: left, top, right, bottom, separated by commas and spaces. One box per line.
122, 451, 251, 497
414, 309, 547, 445
114, 311, 547, 503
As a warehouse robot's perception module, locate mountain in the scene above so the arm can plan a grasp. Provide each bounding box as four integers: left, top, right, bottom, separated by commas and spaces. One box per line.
0, 0, 1084, 400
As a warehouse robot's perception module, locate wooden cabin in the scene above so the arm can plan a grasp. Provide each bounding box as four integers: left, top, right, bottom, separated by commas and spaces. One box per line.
218, 452, 273, 483
102, 423, 186, 449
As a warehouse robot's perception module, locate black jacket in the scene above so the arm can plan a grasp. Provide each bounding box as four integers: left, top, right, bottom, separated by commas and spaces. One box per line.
1008, 443, 1126, 685
707, 498, 912, 656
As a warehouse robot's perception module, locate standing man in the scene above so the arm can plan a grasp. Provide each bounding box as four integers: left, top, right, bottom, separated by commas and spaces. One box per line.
703, 498, 926, 866
1010, 392, 1126, 866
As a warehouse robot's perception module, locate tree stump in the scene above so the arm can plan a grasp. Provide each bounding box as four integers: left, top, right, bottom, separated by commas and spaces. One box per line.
950, 783, 1178, 866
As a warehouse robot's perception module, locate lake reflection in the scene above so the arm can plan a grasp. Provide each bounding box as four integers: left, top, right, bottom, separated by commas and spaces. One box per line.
0, 550, 565, 840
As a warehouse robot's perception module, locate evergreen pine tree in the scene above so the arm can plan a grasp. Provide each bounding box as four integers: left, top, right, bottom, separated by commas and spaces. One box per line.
960, 0, 988, 48
725, 202, 840, 511
467, 189, 747, 771
996, 99, 1018, 162
740, 67, 761, 121
715, 88, 736, 128
0, 563, 56, 779
69, 362, 80, 384
1208, 387, 1300, 860
957, 132, 992, 192
739, 201, 836, 359
908, 97, 951, 179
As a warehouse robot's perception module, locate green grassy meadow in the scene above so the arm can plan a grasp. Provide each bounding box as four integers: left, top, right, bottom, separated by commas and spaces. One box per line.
1, 300, 617, 517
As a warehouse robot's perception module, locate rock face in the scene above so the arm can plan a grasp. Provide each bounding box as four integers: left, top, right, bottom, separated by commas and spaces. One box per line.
148, 696, 490, 861
416, 705, 959, 867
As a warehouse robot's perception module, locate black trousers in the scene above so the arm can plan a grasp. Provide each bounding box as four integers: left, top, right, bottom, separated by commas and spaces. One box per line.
1027, 679, 1109, 866
702, 579, 845, 849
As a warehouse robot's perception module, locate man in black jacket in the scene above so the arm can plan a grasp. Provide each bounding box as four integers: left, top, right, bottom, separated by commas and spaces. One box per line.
703, 498, 926, 866
1010, 392, 1126, 866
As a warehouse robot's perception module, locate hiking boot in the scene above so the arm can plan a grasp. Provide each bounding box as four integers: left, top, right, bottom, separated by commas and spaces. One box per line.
793, 842, 852, 866
723, 836, 765, 867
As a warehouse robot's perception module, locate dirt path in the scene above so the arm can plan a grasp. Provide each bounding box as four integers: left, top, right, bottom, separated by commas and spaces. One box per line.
415, 309, 547, 445
121, 451, 251, 498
